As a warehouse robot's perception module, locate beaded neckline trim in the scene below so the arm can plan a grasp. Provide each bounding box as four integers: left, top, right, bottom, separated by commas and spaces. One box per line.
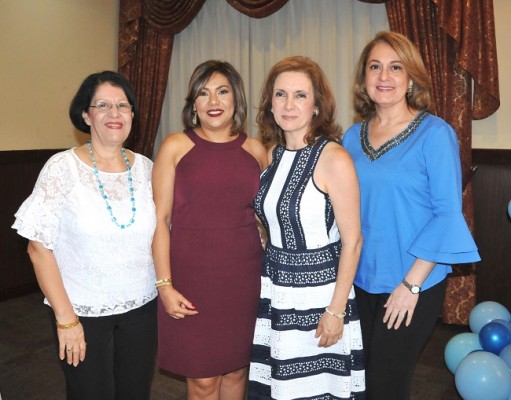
361, 110, 428, 162
87, 140, 136, 229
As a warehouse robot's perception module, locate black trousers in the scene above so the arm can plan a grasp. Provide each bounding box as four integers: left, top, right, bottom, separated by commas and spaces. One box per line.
51, 298, 157, 400
355, 280, 447, 400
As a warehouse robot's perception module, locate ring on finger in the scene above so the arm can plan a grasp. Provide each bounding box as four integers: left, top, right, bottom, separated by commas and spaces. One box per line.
66, 348, 73, 352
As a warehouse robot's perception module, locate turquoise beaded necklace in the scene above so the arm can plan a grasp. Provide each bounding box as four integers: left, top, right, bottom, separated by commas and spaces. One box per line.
87, 140, 136, 229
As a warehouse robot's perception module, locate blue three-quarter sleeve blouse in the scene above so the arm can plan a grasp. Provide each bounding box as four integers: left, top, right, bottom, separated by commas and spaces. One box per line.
342, 111, 480, 293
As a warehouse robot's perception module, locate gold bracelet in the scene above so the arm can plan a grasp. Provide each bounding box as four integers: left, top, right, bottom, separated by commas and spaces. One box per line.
155, 278, 173, 288
56, 315, 80, 329
325, 307, 346, 319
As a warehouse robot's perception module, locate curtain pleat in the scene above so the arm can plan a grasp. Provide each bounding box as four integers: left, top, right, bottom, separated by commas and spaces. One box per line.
433, 0, 500, 119
225, 0, 289, 18
143, 0, 206, 33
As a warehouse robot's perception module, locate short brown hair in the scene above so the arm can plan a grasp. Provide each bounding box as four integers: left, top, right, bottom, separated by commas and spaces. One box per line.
257, 56, 341, 148
353, 31, 432, 118
182, 60, 247, 135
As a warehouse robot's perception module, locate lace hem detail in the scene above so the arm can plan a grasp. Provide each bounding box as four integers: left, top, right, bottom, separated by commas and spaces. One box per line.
44, 294, 157, 317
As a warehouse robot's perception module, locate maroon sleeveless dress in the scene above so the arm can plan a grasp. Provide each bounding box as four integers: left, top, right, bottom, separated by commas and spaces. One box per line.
157, 129, 263, 378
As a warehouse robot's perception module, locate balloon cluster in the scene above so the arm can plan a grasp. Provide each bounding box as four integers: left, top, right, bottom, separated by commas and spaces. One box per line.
444, 301, 511, 400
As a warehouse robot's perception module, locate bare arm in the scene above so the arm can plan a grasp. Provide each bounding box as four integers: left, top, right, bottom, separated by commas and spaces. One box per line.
243, 136, 269, 171
152, 133, 198, 318
27, 241, 86, 366
314, 143, 363, 347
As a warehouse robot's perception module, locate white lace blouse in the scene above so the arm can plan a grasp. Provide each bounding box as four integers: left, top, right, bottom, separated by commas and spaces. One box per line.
12, 149, 157, 316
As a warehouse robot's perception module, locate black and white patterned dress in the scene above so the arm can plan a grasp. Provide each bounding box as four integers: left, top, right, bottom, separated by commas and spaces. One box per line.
248, 138, 366, 400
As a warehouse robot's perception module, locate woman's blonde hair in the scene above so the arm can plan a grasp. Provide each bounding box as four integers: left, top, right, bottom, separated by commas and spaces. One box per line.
353, 31, 432, 118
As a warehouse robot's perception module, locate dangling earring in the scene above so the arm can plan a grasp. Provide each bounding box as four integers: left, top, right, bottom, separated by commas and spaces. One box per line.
192, 111, 198, 126
313, 107, 319, 117
407, 82, 413, 97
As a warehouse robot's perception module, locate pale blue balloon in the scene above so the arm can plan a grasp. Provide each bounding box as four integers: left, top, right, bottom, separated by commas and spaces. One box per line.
444, 332, 482, 374
455, 351, 511, 400
508, 200, 511, 218
493, 319, 511, 332
500, 344, 511, 369
469, 301, 511, 334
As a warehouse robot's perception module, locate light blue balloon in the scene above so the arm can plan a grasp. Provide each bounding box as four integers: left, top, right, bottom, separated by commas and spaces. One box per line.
444, 332, 482, 374
455, 351, 511, 400
500, 344, 511, 369
508, 200, 511, 218
493, 319, 511, 332
469, 301, 511, 334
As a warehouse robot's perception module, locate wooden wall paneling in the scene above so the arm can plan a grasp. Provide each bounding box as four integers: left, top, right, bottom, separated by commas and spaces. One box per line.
472, 150, 511, 310
0, 150, 63, 300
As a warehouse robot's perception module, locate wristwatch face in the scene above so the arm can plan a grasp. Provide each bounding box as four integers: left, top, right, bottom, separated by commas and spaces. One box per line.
403, 279, 421, 294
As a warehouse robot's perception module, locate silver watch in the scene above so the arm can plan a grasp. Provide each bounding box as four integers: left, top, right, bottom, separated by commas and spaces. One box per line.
402, 279, 421, 294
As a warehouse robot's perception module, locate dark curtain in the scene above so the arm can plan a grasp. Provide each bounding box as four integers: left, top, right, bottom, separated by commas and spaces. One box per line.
382, 0, 499, 324
118, 0, 499, 324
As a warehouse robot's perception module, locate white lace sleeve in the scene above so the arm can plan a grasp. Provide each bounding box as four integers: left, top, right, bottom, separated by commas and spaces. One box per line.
12, 150, 75, 250
137, 153, 154, 188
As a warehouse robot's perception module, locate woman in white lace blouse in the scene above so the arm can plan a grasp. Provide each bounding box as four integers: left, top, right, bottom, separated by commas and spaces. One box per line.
12, 71, 157, 400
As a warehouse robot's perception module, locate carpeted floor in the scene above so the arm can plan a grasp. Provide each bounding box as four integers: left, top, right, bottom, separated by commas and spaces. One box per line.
0, 292, 466, 399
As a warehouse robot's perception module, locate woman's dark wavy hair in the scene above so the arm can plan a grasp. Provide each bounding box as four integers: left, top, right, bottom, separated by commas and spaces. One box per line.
182, 60, 247, 135
69, 71, 138, 134
257, 56, 341, 148
353, 31, 432, 119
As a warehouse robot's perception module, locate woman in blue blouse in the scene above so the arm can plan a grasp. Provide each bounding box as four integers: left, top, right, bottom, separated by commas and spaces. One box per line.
342, 31, 480, 400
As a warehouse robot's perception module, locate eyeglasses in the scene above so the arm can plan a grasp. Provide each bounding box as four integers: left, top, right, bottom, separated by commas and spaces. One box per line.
89, 101, 132, 113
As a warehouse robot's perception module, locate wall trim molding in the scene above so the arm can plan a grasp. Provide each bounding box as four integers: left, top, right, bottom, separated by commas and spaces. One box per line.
473, 149, 511, 165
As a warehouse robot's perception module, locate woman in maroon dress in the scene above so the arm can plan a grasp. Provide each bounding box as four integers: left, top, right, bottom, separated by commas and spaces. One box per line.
152, 60, 267, 400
